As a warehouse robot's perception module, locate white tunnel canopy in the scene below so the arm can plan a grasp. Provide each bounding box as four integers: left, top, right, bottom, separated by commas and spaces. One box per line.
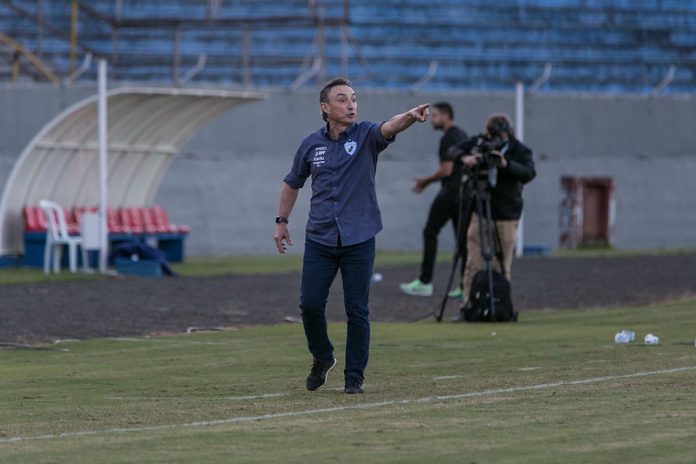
0, 87, 266, 256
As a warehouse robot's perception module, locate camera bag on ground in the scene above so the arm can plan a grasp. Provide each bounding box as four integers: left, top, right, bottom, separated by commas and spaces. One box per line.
462, 223, 518, 322
462, 269, 517, 322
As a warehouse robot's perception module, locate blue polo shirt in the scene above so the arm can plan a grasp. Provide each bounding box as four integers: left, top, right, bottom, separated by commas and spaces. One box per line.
283, 121, 394, 247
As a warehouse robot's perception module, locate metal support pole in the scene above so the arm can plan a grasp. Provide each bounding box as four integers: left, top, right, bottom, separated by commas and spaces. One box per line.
340, 26, 348, 77
242, 28, 251, 87
97, 59, 109, 273
36, 0, 44, 58
514, 81, 524, 258
172, 26, 181, 84
316, 6, 326, 83
70, 0, 79, 75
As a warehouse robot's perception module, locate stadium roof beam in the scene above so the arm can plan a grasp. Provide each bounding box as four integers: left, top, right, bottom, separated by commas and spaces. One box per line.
0, 87, 266, 257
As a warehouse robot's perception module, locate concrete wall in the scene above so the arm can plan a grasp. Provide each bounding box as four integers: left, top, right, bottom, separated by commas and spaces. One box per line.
2, 83, 695, 256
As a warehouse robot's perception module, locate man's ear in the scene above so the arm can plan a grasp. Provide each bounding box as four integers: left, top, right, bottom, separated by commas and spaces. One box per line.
320, 101, 329, 115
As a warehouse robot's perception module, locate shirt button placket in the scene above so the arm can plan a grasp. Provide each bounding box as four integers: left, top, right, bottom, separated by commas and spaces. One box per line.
333, 143, 338, 222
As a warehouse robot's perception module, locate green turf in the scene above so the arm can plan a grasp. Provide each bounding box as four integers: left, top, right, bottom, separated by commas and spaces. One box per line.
1, 300, 696, 463
3, 247, 695, 284
0, 251, 446, 284
171, 250, 451, 277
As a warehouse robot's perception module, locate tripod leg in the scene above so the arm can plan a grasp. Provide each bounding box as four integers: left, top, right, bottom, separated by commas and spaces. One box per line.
435, 182, 474, 322
435, 247, 460, 322
483, 194, 497, 320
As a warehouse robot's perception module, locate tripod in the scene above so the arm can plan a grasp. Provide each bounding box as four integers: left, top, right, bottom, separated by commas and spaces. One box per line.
430, 164, 502, 322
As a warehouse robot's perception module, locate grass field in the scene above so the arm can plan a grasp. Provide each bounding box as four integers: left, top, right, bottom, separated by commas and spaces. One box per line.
3, 248, 696, 284
0, 250, 438, 285
1, 300, 695, 463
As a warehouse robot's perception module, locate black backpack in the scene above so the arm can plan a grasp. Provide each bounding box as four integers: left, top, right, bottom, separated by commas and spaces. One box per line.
462, 269, 517, 322
461, 223, 517, 323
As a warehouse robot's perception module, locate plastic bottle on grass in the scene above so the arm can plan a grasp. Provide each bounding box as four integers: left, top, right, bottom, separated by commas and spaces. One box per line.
614, 330, 635, 344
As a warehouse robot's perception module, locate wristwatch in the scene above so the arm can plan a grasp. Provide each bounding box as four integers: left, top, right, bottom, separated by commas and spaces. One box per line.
275, 216, 289, 224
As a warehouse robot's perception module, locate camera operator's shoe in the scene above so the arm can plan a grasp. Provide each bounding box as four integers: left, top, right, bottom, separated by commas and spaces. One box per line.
399, 279, 433, 297
306, 357, 336, 391
344, 378, 364, 394
447, 287, 464, 299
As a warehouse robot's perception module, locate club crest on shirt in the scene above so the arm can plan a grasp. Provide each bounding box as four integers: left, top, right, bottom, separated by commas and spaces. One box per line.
344, 140, 357, 156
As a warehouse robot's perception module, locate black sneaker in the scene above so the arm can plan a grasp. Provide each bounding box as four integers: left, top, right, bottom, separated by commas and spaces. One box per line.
344, 378, 364, 394
306, 357, 336, 391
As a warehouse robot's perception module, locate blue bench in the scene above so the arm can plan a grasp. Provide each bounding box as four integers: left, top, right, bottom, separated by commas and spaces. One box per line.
22, 231, 187, 268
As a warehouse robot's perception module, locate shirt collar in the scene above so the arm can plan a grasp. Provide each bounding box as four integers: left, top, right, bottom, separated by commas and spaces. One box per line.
322, 122, 357, 140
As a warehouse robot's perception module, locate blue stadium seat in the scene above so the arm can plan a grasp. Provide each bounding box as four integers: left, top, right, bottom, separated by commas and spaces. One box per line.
1, 0, 694, 92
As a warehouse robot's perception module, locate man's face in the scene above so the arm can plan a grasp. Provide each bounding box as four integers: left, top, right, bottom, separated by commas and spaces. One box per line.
430, 107, 447, 130
321, 85, 357, 125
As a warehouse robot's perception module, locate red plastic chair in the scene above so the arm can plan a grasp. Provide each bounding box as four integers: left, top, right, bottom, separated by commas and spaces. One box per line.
107, 208, 126, 233
23, 206, 46, 232
136, 207, 158, 234
72, 206, 98, 229
152, 205, 190, 234
142, 207, 172, 233
119, 207, 145, 234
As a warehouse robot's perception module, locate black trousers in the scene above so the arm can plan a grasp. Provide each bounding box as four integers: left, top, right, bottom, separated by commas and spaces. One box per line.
419, 189, 468, 284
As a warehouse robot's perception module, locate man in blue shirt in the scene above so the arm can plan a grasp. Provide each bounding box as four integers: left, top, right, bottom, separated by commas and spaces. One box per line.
274, 77, 429, 394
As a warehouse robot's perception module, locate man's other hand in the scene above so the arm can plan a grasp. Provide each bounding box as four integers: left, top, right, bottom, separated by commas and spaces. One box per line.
489, 150, 508, 168
274, 224, 293, 254
412, 177, 430, 194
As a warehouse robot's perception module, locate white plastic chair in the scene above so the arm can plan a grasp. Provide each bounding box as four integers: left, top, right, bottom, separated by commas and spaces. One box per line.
39, 200, 86, 274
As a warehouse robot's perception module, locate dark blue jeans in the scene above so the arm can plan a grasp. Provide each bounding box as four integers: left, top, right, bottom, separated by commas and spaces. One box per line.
300, 237, 375, 383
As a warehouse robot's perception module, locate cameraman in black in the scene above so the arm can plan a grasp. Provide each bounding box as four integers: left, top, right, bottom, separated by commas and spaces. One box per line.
452, 114, 535, 321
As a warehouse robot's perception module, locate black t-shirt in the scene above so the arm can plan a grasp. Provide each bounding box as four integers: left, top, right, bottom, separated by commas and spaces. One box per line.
438, 126, 468, 192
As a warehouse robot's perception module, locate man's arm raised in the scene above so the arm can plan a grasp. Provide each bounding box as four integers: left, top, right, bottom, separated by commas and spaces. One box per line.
274, 182, 299, 254
380, 103, 430, 140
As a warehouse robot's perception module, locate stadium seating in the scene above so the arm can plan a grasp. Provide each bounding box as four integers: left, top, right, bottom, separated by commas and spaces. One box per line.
21, 205, 189, 267
1, 0, 695, 92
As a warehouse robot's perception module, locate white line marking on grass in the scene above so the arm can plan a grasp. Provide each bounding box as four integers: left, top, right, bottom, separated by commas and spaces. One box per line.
106, 337, 162, 343
433, 375, 463, 380
2, 365, 695, 446
225, 393, 288, 401
518, 367, 541, 371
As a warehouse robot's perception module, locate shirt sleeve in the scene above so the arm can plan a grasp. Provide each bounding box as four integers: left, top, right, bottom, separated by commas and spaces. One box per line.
368, 121, 395, 154
504, 144, 536, 184
283, 142, 310, 189
440, 129, 469, 162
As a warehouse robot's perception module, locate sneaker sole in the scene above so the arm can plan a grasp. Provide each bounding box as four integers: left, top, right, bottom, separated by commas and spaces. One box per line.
399, 287, 433, 297
308, 358, 337, 392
